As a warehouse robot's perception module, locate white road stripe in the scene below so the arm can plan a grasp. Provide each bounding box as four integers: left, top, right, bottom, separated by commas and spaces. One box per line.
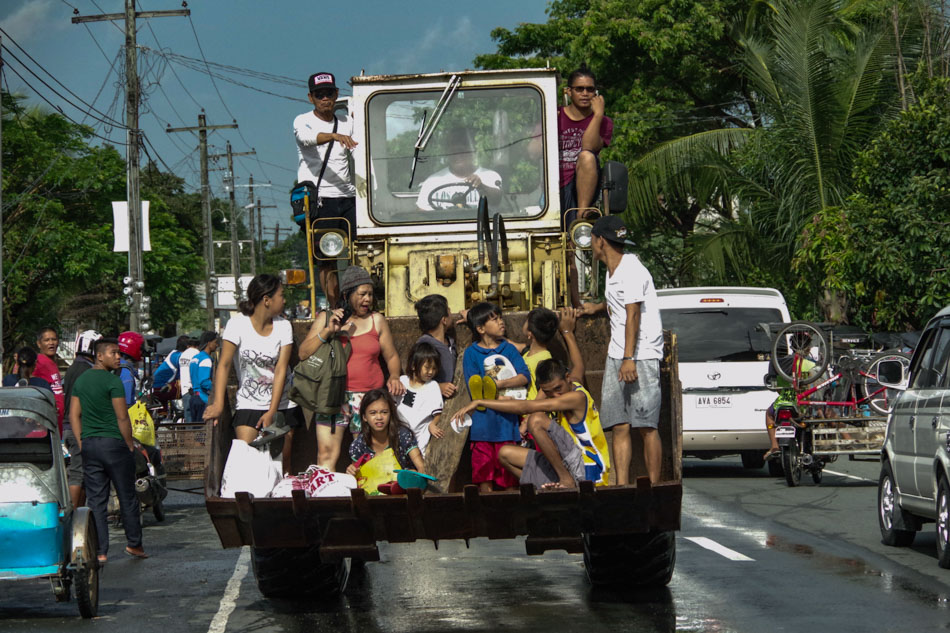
684, 536, 755, 561
207, 546, 250, 633
824, 469, 876, 483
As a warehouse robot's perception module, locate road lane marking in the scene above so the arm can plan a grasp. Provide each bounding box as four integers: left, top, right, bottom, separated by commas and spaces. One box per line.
684, 536, 754, 561
207, 546, 250, 633
824, 469, 876, 483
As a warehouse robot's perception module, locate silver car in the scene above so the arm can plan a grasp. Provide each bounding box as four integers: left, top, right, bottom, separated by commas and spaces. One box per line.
878, 305, 950, 568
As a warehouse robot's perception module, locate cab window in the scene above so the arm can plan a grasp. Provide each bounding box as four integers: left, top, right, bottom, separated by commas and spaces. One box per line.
366, 85, 545, 224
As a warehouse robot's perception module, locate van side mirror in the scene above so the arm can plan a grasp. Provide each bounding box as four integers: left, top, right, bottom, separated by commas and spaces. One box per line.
601, 161, 628, 213
876, 359, 908, 390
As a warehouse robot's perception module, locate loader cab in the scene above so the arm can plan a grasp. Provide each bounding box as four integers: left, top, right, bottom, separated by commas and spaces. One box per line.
299, 68, 622, 317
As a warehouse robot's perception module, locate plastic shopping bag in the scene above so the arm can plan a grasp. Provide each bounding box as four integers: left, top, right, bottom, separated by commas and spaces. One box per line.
356, 448, 401, 493
304, 465, 357, 497
220, 439, 283, 498
129, 401, 156, 446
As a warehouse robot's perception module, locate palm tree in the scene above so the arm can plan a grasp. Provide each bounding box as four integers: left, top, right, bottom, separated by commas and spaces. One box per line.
628, 0, 898, 319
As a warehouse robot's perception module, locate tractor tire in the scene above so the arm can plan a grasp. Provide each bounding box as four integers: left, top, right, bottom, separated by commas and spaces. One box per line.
251, 546, 348, 600
583, 530, 675, 588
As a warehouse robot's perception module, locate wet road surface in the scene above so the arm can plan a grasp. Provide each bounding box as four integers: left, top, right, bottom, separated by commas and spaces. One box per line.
2, 457, 949, 632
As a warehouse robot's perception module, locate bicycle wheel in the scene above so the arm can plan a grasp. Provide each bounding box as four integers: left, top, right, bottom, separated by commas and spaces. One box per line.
860, 351, 912, 416
770, 321, 829, 386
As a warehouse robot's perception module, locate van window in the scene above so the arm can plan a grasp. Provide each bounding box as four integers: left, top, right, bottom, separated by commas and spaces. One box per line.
661, 308, 782, 363
366, 86, 545, 224
911, 326, 950, 389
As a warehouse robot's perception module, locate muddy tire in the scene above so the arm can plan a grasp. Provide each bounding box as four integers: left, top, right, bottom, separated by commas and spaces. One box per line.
74, 517, 99, 619
251, 546, 348, 600
583, 530, 675, 588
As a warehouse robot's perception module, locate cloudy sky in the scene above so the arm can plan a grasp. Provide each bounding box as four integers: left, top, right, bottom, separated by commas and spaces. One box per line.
0, 0, 548, 235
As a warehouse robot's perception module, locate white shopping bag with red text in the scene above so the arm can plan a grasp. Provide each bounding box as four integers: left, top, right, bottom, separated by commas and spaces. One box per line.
219, 439, 282, 498
303, 465, 357, 497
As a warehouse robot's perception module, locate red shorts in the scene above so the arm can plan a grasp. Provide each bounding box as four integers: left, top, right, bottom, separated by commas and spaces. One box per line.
470, 440, 519, 489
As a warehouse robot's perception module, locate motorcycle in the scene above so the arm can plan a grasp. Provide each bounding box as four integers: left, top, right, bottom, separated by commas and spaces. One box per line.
133, 440, 168, 522
772, 402, 827, 486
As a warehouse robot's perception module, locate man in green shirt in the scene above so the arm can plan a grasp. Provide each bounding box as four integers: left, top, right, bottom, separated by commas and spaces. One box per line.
70, 337, 147, 562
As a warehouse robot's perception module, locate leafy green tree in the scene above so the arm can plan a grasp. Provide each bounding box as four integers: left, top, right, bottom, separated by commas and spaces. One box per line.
794, 78, 950, 330
1, 92, 206, 351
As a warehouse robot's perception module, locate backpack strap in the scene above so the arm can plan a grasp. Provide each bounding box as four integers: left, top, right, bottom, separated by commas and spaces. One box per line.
313, 117, 338, 207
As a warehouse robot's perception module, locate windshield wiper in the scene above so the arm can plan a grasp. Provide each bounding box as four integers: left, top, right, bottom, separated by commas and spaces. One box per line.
408, 74, 461, 188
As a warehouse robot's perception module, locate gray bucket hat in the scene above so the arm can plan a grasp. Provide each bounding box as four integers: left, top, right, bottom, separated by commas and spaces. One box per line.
339, 265, 372, 296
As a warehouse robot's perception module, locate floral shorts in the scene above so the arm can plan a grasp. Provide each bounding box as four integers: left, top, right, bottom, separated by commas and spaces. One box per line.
314, 391, 366, 434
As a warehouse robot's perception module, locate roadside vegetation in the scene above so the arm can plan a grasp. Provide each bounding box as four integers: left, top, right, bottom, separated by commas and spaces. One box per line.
477, 0, 950, 329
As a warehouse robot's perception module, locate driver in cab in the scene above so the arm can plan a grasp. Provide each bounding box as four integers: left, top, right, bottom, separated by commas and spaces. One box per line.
416, 128, 502, 211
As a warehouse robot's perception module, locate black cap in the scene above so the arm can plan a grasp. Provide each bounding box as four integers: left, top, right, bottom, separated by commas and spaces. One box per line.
308, 72, 336, 92
591, 215, 631, 246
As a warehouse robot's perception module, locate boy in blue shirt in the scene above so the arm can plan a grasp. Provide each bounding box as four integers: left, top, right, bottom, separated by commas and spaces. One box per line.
188, 331, 219, 423
463, 302, 530, 492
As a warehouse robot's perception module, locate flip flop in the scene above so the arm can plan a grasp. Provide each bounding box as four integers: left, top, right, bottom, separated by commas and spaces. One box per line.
250, 424, 291, 448
468, 375, 485, 410
125, 547, 149, 559
482, 376, 497, 401
97, 555, 108, 565
763, 448, 780, 461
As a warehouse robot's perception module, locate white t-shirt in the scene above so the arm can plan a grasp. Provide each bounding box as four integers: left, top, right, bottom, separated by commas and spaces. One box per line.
396, 375, 443, 455
416, 166, 502, 211
178, 347, 200, 391
605, 253, 664, 361
293, 110, 356, 198
222, 314, 297, 411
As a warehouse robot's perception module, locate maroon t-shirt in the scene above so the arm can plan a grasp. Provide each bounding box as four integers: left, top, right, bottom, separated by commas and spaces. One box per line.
557, 106, 614, 188
33, 354, 65, 433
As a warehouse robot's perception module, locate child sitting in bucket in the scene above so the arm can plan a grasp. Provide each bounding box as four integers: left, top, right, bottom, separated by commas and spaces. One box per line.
347, 389, 426, 475
397, 342, 445, 457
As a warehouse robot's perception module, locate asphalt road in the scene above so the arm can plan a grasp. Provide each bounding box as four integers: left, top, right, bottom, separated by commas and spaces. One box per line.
2, 458, 950, 632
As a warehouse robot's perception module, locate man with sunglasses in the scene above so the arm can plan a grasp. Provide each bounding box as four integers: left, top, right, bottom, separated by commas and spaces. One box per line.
294, 72, 358, 307
559, 68, 613, 306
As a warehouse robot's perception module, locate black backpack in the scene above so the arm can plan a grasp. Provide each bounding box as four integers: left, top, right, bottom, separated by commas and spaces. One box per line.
290, 311, 349, 418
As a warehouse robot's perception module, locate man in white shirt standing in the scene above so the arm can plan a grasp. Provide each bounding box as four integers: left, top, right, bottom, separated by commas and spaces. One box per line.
178, 338, 200, 422
293, 71, 357, 308
580, 216, 664, 485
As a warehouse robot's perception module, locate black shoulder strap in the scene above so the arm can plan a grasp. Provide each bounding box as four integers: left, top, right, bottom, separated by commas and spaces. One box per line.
314, 116, 338, 199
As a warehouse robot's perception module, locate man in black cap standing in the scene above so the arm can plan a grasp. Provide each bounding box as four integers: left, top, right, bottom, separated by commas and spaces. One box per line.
294, 71, 358, 308
580, 216, 664, 485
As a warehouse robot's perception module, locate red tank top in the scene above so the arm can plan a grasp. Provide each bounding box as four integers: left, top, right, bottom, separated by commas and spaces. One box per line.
341, 315, 384, 392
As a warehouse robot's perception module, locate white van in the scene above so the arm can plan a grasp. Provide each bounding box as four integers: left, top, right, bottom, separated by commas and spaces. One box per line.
657, 287, 791, 468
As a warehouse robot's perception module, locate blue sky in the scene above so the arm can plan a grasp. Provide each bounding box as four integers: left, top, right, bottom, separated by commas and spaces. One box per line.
0, 0, 549, 236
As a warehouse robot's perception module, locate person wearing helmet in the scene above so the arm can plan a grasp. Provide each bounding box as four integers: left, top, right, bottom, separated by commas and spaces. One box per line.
62, 329, 102, 509
118, 331, 145, 407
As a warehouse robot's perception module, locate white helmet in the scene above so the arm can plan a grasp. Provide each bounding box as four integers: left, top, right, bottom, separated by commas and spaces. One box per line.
75, 330, 102, 357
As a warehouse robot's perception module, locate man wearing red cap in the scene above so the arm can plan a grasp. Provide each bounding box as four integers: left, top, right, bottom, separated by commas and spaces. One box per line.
294, 71, 358, 308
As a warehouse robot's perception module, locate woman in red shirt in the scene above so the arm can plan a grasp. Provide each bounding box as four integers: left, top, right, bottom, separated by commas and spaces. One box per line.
300, 266, 404, 470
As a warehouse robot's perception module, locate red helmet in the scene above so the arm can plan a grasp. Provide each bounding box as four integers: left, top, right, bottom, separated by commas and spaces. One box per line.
118, 331, 145, 362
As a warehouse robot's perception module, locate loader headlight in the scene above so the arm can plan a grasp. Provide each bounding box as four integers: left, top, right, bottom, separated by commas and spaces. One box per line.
571, 222, 593, 249
319, 231, 346, 257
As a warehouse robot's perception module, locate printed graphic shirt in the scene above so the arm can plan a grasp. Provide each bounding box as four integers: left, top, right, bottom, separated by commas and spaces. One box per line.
222, 314, 296, 411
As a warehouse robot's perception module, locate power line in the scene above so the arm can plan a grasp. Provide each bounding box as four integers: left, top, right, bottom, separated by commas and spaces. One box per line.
0, 31, 126, 127
3, 63, 125, 144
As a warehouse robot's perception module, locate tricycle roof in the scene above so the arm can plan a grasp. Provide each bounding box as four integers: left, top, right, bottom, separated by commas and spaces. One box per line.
0, 386, 59, 433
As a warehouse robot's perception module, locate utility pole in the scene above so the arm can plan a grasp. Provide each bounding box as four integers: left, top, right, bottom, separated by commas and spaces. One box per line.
73, 1, 189, 332
252, 199, 277, 270
166, 114, 237, 328
247, 175, 256, 275
210, 144, 255, 305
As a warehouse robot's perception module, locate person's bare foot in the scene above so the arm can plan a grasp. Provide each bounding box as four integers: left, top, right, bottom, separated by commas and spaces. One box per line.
541, 477, 576, 490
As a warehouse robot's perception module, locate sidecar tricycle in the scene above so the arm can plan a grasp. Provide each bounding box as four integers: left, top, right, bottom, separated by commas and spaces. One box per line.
0, 386, 99, 618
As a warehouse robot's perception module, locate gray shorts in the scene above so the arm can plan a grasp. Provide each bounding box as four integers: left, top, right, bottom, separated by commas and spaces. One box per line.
63, 426, 82, 487
520, 420, 586, 488
600, 358, 661, 430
